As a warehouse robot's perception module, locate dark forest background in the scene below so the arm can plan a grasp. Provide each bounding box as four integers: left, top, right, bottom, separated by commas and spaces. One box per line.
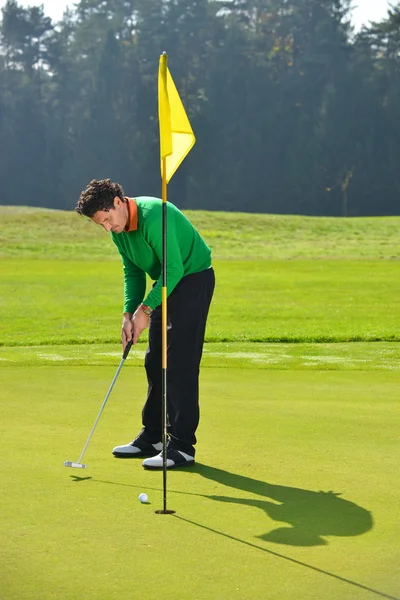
0, 0, 399, 215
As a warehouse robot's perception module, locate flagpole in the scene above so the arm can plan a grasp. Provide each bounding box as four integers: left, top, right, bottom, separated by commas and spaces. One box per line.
161, 156, 169, 513
156, 50, 195, 514
156, 52, 175, 515
156, 152, 174, 516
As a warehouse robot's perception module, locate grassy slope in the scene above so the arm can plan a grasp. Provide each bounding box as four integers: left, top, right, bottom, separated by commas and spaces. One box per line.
2, 205, 400, 260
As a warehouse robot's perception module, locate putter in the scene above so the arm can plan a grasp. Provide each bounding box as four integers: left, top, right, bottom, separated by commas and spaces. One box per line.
64, 340, 133, 469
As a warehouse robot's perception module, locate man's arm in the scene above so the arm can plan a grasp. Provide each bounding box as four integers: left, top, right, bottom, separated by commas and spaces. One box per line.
142, 205, 184, 308
116, 248, 147, 348
119, 250, 146, 314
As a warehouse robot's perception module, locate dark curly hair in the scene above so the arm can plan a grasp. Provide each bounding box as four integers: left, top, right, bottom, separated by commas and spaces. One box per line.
76, 178, 125, 217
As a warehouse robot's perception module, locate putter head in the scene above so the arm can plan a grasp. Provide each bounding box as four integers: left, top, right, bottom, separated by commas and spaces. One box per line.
64, 461, 88, 469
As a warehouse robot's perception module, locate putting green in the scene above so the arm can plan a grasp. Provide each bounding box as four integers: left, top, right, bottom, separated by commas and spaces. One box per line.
1, 355, 399, 600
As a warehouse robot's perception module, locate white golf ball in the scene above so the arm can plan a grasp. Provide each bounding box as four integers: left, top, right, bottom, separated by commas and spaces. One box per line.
138, 493, 148, 503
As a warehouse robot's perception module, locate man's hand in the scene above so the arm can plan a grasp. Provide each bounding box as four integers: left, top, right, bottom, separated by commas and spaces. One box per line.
121, 313, 134, 350
121, 307, 150, 350
131, 305, 150, 345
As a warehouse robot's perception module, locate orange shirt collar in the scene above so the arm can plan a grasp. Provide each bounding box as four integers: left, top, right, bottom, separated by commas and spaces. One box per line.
124, 198, 138, 232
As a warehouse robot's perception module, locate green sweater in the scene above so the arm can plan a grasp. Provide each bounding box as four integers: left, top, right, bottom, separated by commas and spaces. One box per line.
111, 197, 212, 313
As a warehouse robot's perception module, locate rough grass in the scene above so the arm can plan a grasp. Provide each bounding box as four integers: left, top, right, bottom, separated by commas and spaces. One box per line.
2, 205, 400, 260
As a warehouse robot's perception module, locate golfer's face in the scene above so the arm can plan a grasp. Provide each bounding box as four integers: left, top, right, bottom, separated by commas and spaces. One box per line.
92, 198, 127, 233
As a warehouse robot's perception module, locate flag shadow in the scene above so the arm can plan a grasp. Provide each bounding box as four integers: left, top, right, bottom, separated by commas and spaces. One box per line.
88, 467, 397, 600
190, 463, 373, 547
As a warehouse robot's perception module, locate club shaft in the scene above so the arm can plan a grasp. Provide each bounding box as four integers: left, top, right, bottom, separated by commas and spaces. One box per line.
77, 357, 127, 464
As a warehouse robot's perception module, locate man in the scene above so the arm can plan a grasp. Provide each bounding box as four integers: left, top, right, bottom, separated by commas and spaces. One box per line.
76, 178, 215, 469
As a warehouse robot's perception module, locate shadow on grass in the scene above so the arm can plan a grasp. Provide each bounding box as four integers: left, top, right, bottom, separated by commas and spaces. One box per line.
174, 514, 398, 600
85, 466, 398, 600
191, 463, 373, 547
84, 463, 373, 547
179, 465, 398, 600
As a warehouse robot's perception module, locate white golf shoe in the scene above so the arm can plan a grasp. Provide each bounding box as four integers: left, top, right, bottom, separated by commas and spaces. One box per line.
112, 438, 162, 458
142, 449, 195, 470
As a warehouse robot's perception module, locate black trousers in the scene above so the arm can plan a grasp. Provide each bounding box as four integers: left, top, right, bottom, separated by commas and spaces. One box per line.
140, 267, 215, 456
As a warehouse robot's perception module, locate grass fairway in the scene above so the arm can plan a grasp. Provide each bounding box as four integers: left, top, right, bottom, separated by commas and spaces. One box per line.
1, 348, 399, 600
2, 258, 400, 345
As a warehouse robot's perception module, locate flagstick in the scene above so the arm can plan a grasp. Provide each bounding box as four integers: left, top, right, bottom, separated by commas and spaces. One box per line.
156, 157, 175, 515
156, 49, 194, 514
161, 158, 168, 511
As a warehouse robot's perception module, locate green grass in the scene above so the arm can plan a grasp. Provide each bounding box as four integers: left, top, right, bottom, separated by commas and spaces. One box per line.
2, 341, 400, 371
1, 356, 399, 600
1, 206, 400, 599
1, 258, 400, 345
2, 206, 400, 346
2, 205, 400, 260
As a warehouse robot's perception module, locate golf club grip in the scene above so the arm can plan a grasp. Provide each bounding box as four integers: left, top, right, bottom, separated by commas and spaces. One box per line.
123, 339, 133, 359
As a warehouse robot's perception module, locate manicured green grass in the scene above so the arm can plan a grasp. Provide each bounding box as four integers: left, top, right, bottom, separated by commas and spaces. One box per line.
2, 341, 400, 371
1, 258, 400, 345
2, 206, 400, 599
1, 356, 399, 600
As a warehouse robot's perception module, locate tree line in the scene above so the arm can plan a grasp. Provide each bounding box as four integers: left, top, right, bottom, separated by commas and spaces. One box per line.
0, 0, 399, 216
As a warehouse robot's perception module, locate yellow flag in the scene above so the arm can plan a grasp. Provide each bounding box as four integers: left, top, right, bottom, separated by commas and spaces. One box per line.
158, 53, 196, 183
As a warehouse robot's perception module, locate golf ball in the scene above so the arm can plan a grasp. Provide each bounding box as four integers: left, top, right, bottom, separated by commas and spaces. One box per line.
138, 493, 148, 503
